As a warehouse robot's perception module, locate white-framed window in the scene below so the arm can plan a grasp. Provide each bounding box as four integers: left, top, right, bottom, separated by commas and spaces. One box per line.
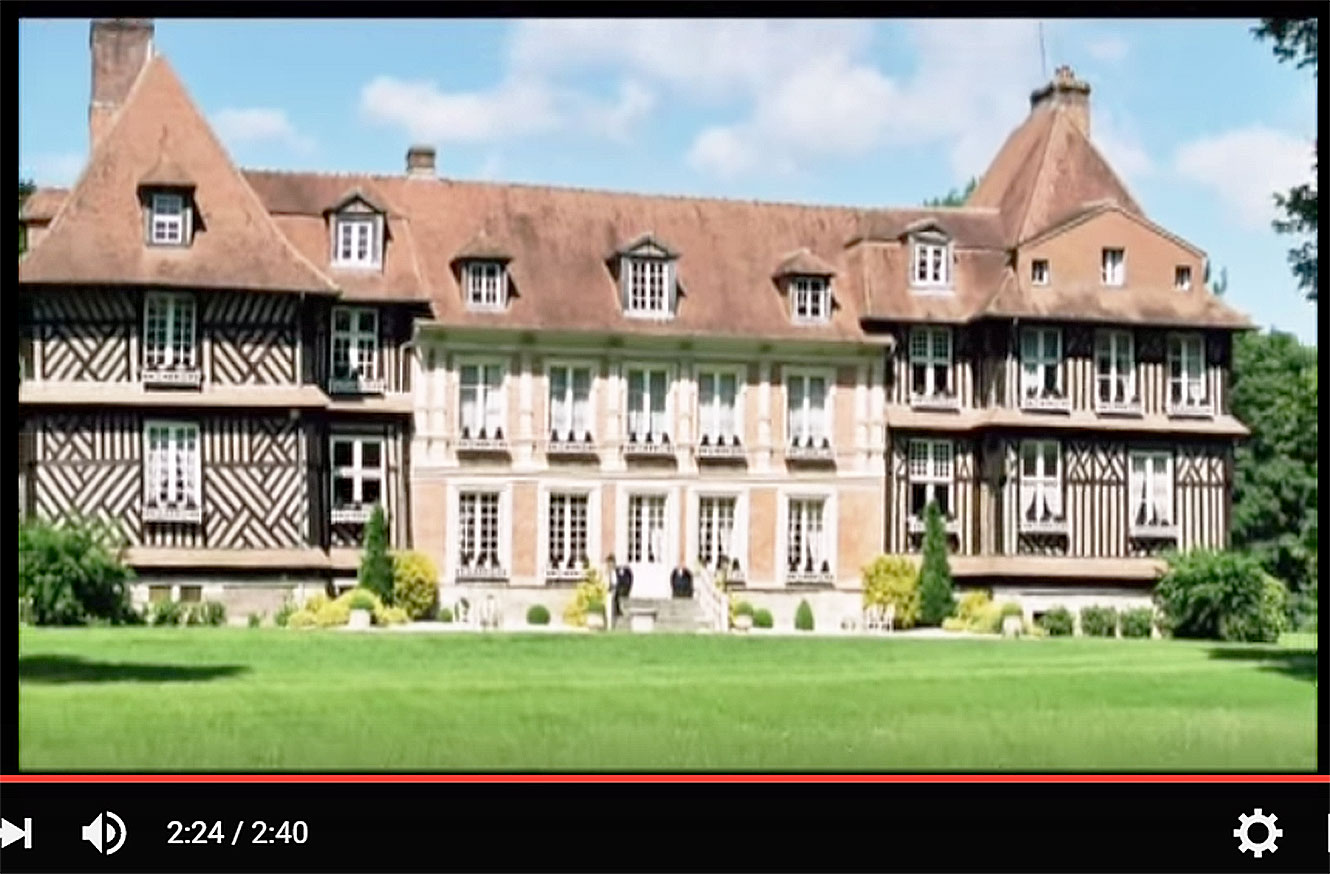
1094, 329, 1136, 407
1020, 327, 1062, 400
457, 490, 504, 574
546, 491, 590, 573
696, 495, 738, 572
786, 496, 830, 576
465, 261, 507, 310
626, 493, 668, 564
548, 363, 594, 441
144, 420, 200, 517
1020, 440, 1062, 524
143, 292, 196, 370
908, 438, 953, 519
148, 192, 189, 246
1129, 450, 1174, 529
330, 435, 384, 516
331, 306, 379, 382
785, 370, 830, 446
909, 326, 953, 399
623, 257, 672, 317
790, 276, 831, 323
1031, 259, 1050, 285
459, 361, 506, 438
333, 214, 380, 268
625, 366, 670, 441
1167, 333, 1208, 411
1174, 265, 1192, 291
911, 237, 951, 287
1101, 248, 1125, 286
697, 369, 741, 444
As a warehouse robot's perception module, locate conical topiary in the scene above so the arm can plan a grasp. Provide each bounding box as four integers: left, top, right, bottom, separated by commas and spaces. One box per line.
359, 505, 395, 604
917, 500, 956, 625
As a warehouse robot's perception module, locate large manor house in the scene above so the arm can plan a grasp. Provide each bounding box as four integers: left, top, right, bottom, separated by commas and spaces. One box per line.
18, 20, 1251, 627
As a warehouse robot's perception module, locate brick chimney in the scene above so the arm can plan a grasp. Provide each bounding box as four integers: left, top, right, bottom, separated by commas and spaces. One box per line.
406, 145, 437, 179
90, 18, 155, 148
1029, 65, 1090, 137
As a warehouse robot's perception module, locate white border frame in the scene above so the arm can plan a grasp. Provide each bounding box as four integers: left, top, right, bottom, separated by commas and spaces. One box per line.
782, 364, 836, 448
686, 484, 749, 577
142, 418, 202, 519
693, 364, 747, 445
544, 357, 599, 443
614, 481, 680, 574
537, 480, 603, 581
775, 484, 839, 584
446, 479, 513, 583
621, 360, 677, 442
455, 354, 510, 438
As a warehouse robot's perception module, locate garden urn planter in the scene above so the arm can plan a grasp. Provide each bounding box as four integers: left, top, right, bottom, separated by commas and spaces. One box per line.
734, 614, 753, 632
348, 608, 372, 630
586, 611, 606, 631
1001, 615, 1023, 638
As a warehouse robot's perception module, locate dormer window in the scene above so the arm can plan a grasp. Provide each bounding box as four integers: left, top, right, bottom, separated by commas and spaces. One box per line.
149, 193, 188, 245
1101, 248, 1125, 286
911, 234, 951, 288
465, 261, 507, 311
791, 276, 831, 323
334, 215, 380, 268
616, 233, 679, 319
624, 257, 671, 317
1031, 259, 1050, 286
1174, 265, 1192, 291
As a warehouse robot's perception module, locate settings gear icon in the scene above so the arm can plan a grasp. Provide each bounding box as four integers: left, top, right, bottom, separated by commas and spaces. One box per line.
1233, 808, 1282, 858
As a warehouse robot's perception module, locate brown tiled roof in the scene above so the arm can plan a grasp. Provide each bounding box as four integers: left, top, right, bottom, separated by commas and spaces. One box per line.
20, 57, 337, 295
774, 248, 838, 277
138, 152, 194, 188
451, 228, 513, 262
969, 106, 1142, 245
19, 188, 69, 222
852, 243, 1012, 324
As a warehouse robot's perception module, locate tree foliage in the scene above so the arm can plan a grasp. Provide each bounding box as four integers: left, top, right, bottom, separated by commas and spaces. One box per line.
1155, 549, 1288, 643
358, 505, 395, 603
1253, 19, 1317, 302
917, 501, 956, 625
1229, 329, 1317, 622
861, 555, 921, 628
19, 177, 34, 255
923, 176, 978, 207
19, 517, 138, 625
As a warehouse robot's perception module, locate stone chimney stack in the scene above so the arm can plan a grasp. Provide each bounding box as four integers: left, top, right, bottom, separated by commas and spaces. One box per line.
1029, 65, 1091, 137
90, 18, 155, 149
406, 145, 437, 179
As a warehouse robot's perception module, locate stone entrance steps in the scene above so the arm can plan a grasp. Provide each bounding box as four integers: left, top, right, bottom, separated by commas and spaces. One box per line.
613, 596, 703, 632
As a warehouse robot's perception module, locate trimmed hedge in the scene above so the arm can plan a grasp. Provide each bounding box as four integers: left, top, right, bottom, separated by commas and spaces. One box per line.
1036, 606, 1074, 637
1120, 607, 1155, 639
1080, 606, 1118, 637
392, 551, 438, 620
753, 608, 773, 629
526, 604, 551, 625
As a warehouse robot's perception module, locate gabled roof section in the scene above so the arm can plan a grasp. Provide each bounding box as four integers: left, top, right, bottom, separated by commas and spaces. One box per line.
138, 152, 194, 188
775, 248, 837, 278
324, 185, 389, 216
1020, 198, 1207, 256
19, 188, 69, 222
614, 231, 679, 260
850, 207, 1005, 250
19, 56, 337, 295
969, 107, 1142, 245
453, 229, 513, 263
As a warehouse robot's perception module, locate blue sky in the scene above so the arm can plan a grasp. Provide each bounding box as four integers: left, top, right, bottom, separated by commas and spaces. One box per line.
19, 18, 1318, 343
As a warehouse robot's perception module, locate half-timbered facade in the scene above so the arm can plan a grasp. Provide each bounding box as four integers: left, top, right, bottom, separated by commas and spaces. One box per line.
19, 23, 1250, 624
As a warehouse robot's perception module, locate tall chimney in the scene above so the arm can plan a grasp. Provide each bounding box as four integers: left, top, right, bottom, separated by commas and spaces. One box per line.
89, 18, 155, 148
1029, 65, 1091, 137
406, 145, 437, 179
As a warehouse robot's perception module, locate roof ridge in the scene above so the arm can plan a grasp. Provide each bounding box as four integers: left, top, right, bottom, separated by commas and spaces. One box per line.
1013, 111, 1063, 242
241, 165, 1003, 216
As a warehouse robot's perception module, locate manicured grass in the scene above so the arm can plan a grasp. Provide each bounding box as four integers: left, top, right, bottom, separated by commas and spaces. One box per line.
18, 628, 1317, 772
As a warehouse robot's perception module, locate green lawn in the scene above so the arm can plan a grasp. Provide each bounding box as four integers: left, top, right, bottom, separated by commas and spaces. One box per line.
17, 628, 1317, 772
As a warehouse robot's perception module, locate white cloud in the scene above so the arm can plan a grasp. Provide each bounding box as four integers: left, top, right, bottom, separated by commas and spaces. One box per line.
1092, 112, 1154, 184
22, 151, 85, 186
1086, 35, 1129, 63
579, 80, 656, 143
360, 75, 561, 143
212, 108, 315, 154
1173, 127, 1314, 229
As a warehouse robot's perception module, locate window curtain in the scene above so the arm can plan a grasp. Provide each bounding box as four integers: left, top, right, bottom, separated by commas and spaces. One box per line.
572, 369, 590, 433
1150, 457, 1171, 524
788, 379, 806, 441
1130, 458, 1148, 525
808, 377, 826, 439
460, 367, 479, 433
649, 371, 667, 436
550, 368, 569, 434
627, 371, 645, 437
718, 374, 737, 438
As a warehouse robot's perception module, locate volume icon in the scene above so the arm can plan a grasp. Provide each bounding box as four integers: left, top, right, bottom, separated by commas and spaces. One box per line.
82, 811, 127, 855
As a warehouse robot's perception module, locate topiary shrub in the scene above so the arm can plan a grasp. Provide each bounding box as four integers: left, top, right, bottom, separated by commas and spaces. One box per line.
150, 599, 183, 627
438, 606, 454, 623
344, 588, 379, 611
794, 599, 814, 631
18, 517, 138, 625
358, 505, 395, 604
861, 554, 921, 629
1080, 606, 1118, 637
1036, 606, 1074, 637
248, 612, 264, 629
917, 501, 956, 625
734, 601, 755, 617
392, 550, 438, 620
1120, 607, 1155, 639
753, 608, 773, 629
1154, 548, 1288, 642
999, 602, 1024, 618
527, 604, 551, 625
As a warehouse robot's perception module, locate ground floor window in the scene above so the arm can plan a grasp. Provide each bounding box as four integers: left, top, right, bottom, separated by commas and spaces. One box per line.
144, 420, 201, 518
1129, 451, 1174, 528
331, 436, 384, 518
787, 497, 829, 575
1020, 440, 1062, 523
908, 438, 953, 518
547, 492, 589, 573
697, 495, 737, 573
626, 494, 667, 564
458, 491, 504, 575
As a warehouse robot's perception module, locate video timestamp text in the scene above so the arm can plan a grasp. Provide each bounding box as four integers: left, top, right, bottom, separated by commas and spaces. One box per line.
167, 820, 309, 846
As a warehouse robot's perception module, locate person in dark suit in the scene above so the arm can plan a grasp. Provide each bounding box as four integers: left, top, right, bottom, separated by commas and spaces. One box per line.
613, 560, 634, 619
670, 564, 693, 599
